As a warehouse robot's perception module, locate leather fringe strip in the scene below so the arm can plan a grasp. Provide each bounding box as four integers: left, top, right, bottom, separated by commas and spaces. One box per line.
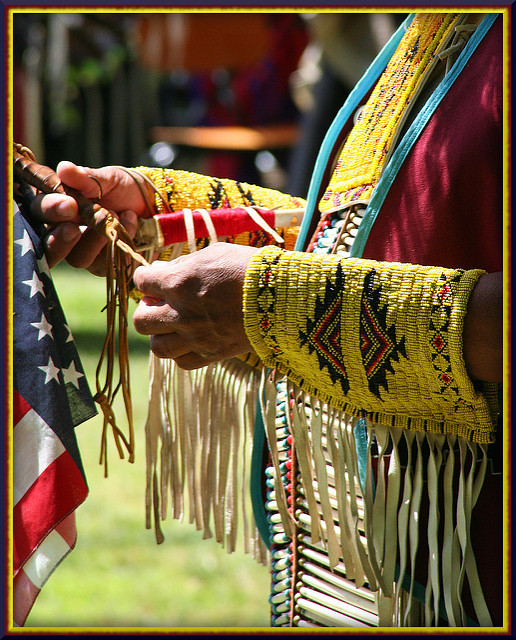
144, 352, 269, 564
260, 372, 492, 627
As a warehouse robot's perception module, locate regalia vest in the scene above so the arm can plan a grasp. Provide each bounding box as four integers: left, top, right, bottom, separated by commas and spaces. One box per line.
137, 12, 504, 629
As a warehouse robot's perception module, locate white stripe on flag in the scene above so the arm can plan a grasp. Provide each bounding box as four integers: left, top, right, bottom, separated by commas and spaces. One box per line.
21, 528, 71, 589
13, 408, 65, 505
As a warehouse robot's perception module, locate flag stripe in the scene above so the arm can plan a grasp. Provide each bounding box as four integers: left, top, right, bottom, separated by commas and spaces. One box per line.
54, 511, 78, 547
13, 450, 88, 573
13, 569, 41, 627
13, 389, 32, 425
12, 513, 78, 627
22, 525, 74, 588
13, 402, 65, 505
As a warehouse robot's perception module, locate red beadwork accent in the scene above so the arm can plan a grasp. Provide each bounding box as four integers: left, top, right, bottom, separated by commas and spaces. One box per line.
157, 206, 277, 244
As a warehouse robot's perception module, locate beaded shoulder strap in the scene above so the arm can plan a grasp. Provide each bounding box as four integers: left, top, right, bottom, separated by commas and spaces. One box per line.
351, 12, 499, 258
295, 13, 414, 252
297, 13, 498, 259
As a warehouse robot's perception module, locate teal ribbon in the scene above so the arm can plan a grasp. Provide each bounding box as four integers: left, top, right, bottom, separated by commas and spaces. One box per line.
250, 402, 272, 547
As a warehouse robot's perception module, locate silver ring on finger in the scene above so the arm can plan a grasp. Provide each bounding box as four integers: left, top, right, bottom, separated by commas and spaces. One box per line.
89, 175, 103, 203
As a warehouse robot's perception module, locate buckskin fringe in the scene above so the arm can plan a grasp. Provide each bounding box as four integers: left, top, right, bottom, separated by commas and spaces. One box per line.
144, 353, 269, 564
259, 372, 492, 626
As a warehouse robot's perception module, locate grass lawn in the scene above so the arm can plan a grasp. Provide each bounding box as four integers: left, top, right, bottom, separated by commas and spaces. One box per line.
24, 262, 271, 630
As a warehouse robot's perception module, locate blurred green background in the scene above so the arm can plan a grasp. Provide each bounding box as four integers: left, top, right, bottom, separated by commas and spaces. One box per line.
25, 263, 271, 629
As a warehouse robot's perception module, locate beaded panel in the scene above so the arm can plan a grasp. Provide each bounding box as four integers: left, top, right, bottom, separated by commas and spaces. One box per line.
319, 13, 459, 213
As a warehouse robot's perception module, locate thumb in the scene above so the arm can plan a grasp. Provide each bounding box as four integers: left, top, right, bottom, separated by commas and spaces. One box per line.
56, 161, 107, 202
133, 261, 171, 301
55, 161, 148, 218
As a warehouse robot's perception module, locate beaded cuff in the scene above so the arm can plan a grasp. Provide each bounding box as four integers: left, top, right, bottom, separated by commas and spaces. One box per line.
243, 246, 498, 444
135, 166, 306, 214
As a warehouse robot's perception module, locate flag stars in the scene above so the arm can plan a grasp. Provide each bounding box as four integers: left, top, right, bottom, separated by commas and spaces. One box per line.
23, 272, 45, 298
62, 360, 84, 388
38, 357, 60, 384
31, 314, 53, 340
36, 255, 51, 279
64, 325, 74, 343
14, 230, 34, 256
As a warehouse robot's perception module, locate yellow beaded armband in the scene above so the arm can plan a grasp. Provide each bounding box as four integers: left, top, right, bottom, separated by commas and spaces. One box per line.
243, 246, 498, 443
134, 166, 305, 214
128, 168, 305, 303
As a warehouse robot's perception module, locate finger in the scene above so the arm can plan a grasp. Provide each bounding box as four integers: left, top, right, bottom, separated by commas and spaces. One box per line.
119, 210, 138, 238
149, 335, 215, 370
63, 208, 138, 273
57, 162, 144, 212
65, 226, 108, 269
133, 261, 176, 300
31, 192, 80, 225
43, 223, 83, 268
173, 352, 215, 371
85, 251, 109, 278
133, 297, 182, 335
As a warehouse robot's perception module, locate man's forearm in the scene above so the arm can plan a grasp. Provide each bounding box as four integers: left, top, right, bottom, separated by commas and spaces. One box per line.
463, 271, 503, 383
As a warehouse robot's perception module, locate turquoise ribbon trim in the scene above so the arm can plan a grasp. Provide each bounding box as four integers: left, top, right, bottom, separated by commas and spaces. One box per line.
351, 13, 500, 258
250, 402, 272, 547
294, 13, 415, 252
353, 419, 370, 494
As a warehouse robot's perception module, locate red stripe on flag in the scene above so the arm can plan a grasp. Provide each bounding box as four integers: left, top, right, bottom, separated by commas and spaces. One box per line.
13, 450, 88, 573
13, 389, 32, 426
54, 512, 78, 548
13, 569, 41, 627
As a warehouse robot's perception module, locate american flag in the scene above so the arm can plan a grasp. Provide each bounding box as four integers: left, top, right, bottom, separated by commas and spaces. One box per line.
12, 197, 96, 626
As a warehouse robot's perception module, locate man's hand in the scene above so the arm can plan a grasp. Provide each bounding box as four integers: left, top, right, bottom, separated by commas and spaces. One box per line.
132, 243, 258, 370
29, 161, 152, 271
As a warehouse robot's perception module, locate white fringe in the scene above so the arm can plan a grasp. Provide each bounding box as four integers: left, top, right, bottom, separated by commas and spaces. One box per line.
144, 348, 492, 626
258, 371, 492, 627
144, 353, 269, 565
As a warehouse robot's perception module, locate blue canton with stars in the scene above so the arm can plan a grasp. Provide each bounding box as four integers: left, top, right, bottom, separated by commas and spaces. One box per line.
13, 198, 97, 472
